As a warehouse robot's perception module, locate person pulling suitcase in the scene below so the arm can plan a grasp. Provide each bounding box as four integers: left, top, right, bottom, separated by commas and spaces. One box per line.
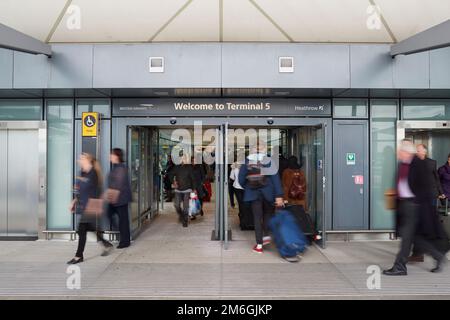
238, 144, 284, 254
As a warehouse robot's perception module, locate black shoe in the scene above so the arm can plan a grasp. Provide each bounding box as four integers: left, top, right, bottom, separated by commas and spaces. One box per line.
190, 216, 197, 221
431, 257, 447, 273
67, 257, 83, 264
200, 210, 204, 216
383, 266, 407, 276
182, 221, 188, 227
117, 244, 130, 249
101, 244, 113, 256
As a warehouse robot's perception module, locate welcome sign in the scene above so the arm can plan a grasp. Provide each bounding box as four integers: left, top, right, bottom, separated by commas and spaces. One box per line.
113, 99, 332, 117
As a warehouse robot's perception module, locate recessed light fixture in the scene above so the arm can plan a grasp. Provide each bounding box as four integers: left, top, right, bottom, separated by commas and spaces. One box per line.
149, 57, 164, 73
279, 57, 294, 73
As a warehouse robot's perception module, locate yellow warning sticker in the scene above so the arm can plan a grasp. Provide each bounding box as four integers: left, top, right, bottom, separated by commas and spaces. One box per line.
82, 112, 98, 137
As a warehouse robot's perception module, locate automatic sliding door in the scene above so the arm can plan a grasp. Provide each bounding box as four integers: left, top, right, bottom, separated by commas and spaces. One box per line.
0, 130, 7, 237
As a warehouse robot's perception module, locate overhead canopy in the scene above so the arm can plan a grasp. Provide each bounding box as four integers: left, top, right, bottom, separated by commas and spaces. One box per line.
0, 0, 449, 43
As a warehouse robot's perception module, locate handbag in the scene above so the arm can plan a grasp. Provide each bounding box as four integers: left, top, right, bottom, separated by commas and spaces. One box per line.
84, 198, 104, 215
189, 192, 201, 216
384, 189, 397, 210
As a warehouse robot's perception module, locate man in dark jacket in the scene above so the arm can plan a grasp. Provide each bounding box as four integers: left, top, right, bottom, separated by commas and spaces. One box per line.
239, 144, 284, 254
107, 148, 132, 249
168, 155, 196, 227
409, 144, 446, 262
384, 140, 447, 276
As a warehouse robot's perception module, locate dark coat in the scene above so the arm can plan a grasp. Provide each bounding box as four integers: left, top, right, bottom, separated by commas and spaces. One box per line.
75, 168, 100, 215
238, 157, 284, 203
107, 163, 132, 207
192, 164, 206, 198
167, 164, 196, 192
438, 163, 450, 198
411, 157, 446, 238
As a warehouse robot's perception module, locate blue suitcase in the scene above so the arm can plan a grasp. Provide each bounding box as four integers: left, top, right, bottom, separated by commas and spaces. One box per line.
269, 209, 307, 258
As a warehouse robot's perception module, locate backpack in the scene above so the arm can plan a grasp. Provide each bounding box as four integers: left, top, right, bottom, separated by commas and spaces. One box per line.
246, 161, 267, 189
288, 171, 305, 200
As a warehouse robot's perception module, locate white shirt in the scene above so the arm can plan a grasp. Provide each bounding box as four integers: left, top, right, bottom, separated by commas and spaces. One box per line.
229, 166, 244, 190
397, 160, 415, 199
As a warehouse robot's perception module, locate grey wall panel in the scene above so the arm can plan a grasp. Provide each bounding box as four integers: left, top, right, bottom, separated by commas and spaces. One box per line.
393, 51, 430, 89
0, 130, 7, 236
221, 43, 350, 88
7, 129, 39, 236
430, 47, 450, 89
93, 44, 221, 88
350, 45, 393, 89
49, 44, 93, 88
13, 51, 50, 88
0, 48, 13, 88
333, 120, 369, 230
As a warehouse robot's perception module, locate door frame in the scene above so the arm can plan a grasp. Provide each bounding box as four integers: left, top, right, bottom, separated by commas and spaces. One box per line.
0, 121, 47, 239
397, 120, 450, 142
113, 117, 332, 247
332, 119, 369, 230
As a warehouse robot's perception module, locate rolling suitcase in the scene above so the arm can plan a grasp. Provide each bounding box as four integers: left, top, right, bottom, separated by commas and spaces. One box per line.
269, 209, 307, 258
239, 202, 255, 230
284, 204, 315, 236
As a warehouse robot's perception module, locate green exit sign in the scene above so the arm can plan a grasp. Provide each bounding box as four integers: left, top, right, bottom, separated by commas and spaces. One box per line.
346, 153, 356, 165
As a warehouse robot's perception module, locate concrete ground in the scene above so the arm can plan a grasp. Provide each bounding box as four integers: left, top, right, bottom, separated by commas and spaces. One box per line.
1, 202, 450, 300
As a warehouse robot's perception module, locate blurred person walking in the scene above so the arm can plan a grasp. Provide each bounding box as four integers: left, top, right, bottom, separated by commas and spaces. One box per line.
191, 155, 207, 219
106, 148, 132, 249
239, 144, 284, 254
67, 153, 112, 264
384, 140, 447, 275
168, 154, 196, 227
409, 144, 446, 262
282, 156, 307, 208
438, 153, 450, 199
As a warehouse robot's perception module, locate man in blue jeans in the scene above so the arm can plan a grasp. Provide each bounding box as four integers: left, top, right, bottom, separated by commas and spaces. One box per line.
239, 144, 284, 254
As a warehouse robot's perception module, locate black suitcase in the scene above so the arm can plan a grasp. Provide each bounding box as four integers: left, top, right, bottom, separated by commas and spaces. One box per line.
284, 204, 315, 236
239, 202, 255, 230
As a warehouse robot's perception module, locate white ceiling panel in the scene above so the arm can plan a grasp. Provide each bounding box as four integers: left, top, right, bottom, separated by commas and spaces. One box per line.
0, 0, 448, 43
154, 0, 219, 41
376, 0, 450, 41
255, 0, 393, 42
50, 0, 187, 42
0, 0, 67, 41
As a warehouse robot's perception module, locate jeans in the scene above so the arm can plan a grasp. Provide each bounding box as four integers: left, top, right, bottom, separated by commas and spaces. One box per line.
76, 223, 111, 258
251, 196, 274, 245
108, 204, 131, 246
174, 192, 190, 223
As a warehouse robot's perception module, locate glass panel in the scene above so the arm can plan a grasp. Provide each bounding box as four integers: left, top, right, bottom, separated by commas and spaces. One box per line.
402, 100, 450, 120
76, 99, 111, 118
46, 100, 73, 230
0, 100, 42, 120
129, 128, 140, 231
333, 99, 368, 118
371, 100, 397, 229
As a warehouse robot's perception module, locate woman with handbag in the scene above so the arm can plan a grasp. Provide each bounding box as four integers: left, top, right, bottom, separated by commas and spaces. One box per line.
67, 153, 113, 264
106, 148, 132, 249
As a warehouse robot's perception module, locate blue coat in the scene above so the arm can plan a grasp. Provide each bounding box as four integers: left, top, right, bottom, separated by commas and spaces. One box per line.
238, 159, 284, 203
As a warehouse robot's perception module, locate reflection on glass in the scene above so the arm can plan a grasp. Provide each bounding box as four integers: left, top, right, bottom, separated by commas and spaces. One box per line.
333, 99, 368, 118
0, 100, 42, 120
47, 100, 73, 230
402, 100, 450, 120
371, 100, 397, 229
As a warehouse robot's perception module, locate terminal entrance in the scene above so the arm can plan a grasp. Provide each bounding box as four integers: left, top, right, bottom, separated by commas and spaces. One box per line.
120, 118, 329, 248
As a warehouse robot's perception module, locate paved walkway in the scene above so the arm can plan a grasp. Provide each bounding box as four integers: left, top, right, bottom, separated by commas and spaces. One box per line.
1, 203, 450, 299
